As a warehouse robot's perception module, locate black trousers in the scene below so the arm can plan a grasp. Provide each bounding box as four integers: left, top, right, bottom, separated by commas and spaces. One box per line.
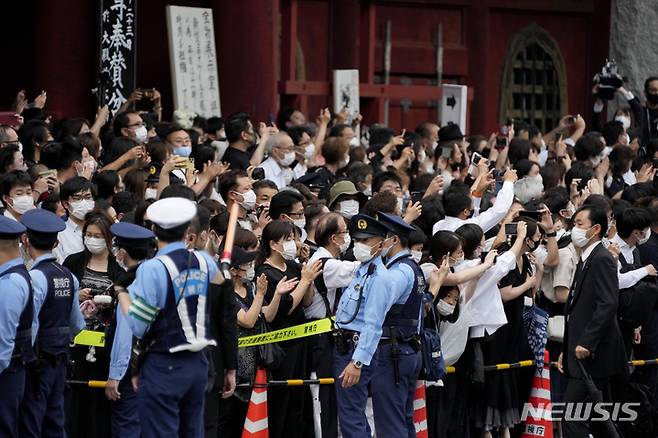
562, 376, 617, 438
268, 339, 308, 438
308, 332, 338, 438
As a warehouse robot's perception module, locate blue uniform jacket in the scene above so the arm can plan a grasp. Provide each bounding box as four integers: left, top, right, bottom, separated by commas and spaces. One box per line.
0, 257, 32, 372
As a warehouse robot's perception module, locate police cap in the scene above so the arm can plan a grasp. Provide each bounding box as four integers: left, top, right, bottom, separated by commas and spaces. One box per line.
146, 197, 197, 229
20, 209, 65, 236
111, 222, 155, 248
376, 211, 416, 238
0, 215, 26, 239
349, 214, 388, 239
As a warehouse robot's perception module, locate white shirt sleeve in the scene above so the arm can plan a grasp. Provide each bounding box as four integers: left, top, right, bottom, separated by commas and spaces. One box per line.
468, 181, 514, 234
323, 260, 361, 289
472, 196, 482, 218
618, 266, 650, 290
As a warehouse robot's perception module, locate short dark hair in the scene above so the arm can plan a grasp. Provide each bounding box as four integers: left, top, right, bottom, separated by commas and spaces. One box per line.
18, 120, 50, 162
315, 212, 345, 248
269, 191, 304, 220
574, 205, 608, 238
40, 139, 83, 171
0, 145, 20, 174
225, 113, 251, 143
363, 191, 397, 217
113, 111, 140, 137
234, 227, 258, 250
574, 132, 604, 161
369, 127, 395, 148
204, 116, 224, 135
602, 121, 625, 147
372, 171, 402, 194
616, 207, 651, 239
286, 125, 311, 146
413, 194, 444, 238
153, 222, 189, 243
112, 191, 137, 215
60, 176, 94, 202
191, 145, 216, 172
253, 179, 278, 193
258, 220, 294, 262
328, 124, 351, 138
644, 76, 658, 93
347, 162, 373, 186
160, 184, 196, 201
93, 170, 120, 200
428, 230, 462, 263
0, 171, 33, 204
27, 230, 59, 251
218, 169, 249, 202
415, 122, 435, 139
441, 186, 472, 218
408, 225, 427, 247
276, 108, 298, 129
508, 139, 533, 166
106, 136, 138, 165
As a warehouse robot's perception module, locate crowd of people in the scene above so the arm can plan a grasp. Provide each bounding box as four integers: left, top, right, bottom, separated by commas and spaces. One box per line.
1, 76, 658, 438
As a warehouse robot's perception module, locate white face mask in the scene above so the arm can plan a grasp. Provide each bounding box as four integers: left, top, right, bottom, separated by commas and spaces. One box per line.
134, 125, 148, 144
338, 233, 351, 254
621, 133, 630, 145
380, 237, 394, 258
353, 241, 376, 263
615, 115, 631, 130
144, 188, 158, 200
280, 239, 297, 260
239, 189, 257, 211
304, 143, 316, 161
431, 140, 438, 152
639, 227, 651, 245
70, 199, 95, 220
338, 199, 360, 218
11, 195, 34, 214
570, 226, 592, 248
397, 197, 405, 214
363, 185, 372, 197
411, 250, 423, 263
84, 236, 107, 254
349, 137, 360, 147
540, 138, 547, 150
279, 151, 296, 167
245, 265, 255, 281
437, 299, 456, 316
293, 217, 306, 231
418, 149, 427, 162
450, 254, 464, 267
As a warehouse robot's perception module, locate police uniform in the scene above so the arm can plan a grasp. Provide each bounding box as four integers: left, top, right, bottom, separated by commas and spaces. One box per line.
0, 217, 34, 437
333, 214, 388, 438
18, 209, 86, 437
106, 222, 155, 438
370, 212, 424, 438
122, 198, 219, 438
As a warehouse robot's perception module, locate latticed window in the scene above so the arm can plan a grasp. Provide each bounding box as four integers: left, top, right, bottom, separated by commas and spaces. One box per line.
500, 25, 567, 132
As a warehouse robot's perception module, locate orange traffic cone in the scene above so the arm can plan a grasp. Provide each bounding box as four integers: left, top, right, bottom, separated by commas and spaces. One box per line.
242, 368, 268, 438
413, 380, 428, 438
521, 350, 553, 438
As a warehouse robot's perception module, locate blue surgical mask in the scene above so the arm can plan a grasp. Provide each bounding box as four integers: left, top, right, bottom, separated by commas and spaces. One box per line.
173, 146, 192, 157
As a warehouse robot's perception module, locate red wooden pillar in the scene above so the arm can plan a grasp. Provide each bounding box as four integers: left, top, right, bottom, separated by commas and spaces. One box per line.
465, 1, 490, 135
358, 2, 385, 125
212, 0, 279, 121
34, 0, 96, 119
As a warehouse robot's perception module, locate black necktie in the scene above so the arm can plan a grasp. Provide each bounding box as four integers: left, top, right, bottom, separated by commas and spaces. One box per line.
568, 259, 584, 308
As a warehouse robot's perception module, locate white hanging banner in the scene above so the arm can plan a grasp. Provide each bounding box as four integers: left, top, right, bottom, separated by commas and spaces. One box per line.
166, 5, 221, 117
333, 69, 360, 123
440, 84, 468, 131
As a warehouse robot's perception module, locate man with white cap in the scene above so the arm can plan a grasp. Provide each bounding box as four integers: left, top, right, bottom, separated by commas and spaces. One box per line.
115, 197, 223, 438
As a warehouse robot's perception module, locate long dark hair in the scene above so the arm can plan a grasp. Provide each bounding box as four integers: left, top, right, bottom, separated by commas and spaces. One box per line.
428, 230, 462, 264
455, 223, 483, 260
257, 220, 294, 264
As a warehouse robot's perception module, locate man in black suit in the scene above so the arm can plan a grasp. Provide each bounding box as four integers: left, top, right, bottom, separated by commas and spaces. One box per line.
559, 205, 627, 437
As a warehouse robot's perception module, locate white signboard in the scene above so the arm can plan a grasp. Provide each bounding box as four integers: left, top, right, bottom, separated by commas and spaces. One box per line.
440, 84, 468, 131
333, 69, 360, 123
166, 6, 221, 117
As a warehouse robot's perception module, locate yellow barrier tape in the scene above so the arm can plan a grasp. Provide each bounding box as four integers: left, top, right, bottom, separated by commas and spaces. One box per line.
73, 330, 105, 347
238, 318, 334, 348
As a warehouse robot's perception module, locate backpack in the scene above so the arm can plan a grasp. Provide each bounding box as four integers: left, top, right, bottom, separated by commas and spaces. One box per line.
419, 294, 447, 382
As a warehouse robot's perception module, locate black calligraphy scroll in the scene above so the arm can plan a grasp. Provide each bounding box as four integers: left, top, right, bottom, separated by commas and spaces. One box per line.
97, 0, 136, 115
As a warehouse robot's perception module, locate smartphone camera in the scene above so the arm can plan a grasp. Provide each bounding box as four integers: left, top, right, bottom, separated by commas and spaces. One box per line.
252, 167, 265, 181
505, 223, 518, 235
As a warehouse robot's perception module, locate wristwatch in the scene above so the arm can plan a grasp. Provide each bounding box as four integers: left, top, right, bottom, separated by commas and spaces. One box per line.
352, 360, 363, 369
546, 231, 557, 238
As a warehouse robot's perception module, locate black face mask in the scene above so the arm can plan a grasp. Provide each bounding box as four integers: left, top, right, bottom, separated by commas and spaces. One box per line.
646, 92, 658, 105
527, 238, 540, 251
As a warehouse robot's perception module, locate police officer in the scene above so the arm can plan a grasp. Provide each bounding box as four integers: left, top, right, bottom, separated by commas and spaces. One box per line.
115, 197, 222, 437
105, 222, 155, 437
333, 213, 389, 438
18, 208, 86, 437
371, 211, 424, 437
0, 216, 34, 436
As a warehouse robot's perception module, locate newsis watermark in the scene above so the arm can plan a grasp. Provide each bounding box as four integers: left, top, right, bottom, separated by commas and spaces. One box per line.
521, 402, 641, 423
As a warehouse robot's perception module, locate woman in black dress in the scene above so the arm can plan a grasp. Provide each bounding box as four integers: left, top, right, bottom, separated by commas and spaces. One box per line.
254, 220, 322, 438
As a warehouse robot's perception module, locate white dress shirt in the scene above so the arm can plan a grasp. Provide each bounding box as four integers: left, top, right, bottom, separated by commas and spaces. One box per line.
611, 234, 650, 289
292, 162, 307, 180
54, 218, 84, 264
257, 157, 294, 189
432, 181, 515, 235
304, 247, 360, 319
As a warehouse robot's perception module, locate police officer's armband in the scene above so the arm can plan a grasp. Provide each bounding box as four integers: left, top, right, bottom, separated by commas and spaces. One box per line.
128, 296, 160, 324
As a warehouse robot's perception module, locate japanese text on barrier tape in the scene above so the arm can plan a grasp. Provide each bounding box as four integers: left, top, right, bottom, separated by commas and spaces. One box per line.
238, 318, 333, 347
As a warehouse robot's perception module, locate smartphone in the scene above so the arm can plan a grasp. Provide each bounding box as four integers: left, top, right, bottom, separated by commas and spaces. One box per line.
565, 115, 575, 125
518, 210, 543, 221
464, 174, 476, 186
505, 223, 518, 235
411, 191, 423, 204
496, 121, 512, 149
38, 169, 57, 179
139, 88, 155, 99
0, 112, 20, 127
252, 167, 265, 181
471, 152, 484, 166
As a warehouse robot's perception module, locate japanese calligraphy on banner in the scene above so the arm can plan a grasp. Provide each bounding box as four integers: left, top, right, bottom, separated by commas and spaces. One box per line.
333, 69, 360, 123
166, 6, 221, 118
98, 0, 136, 115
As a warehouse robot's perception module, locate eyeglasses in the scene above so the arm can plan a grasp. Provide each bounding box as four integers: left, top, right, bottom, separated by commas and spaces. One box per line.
287, 211, 305, 218
71, 193, 93, 202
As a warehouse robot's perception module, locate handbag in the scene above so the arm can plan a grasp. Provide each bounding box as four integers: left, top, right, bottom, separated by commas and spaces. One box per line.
547, 315, 565, 342
419, 299, 447, 382
256, 319, 285, 370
